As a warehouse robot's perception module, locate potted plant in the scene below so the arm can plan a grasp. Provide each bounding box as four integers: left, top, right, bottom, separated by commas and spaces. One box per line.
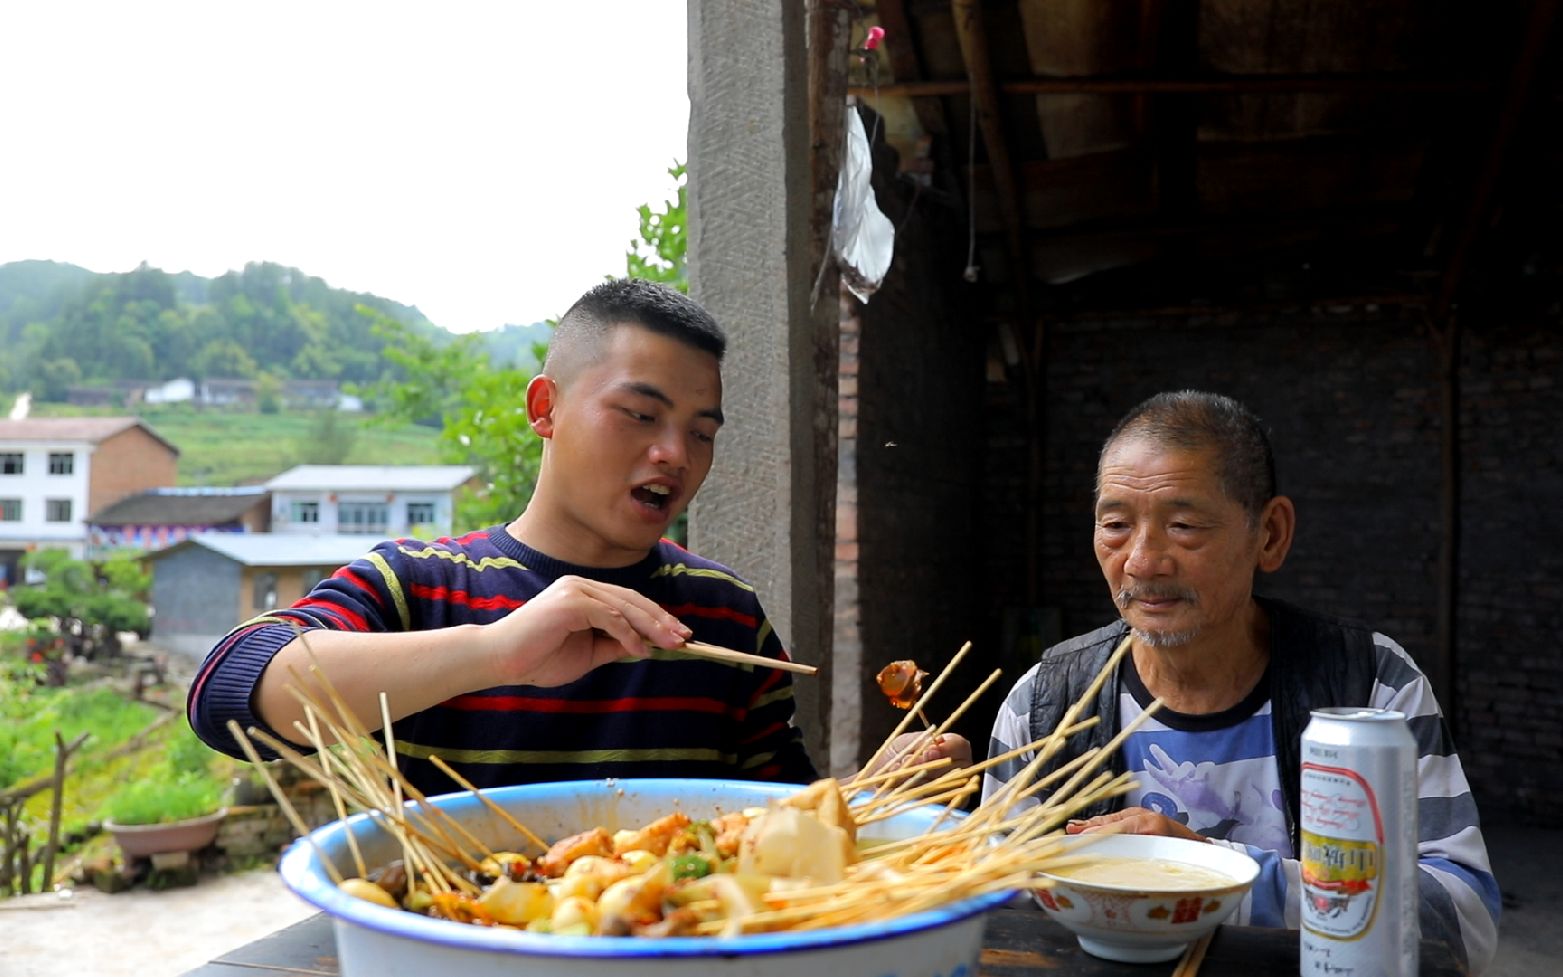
101, 721, 228, 858
103, 773, 227, 857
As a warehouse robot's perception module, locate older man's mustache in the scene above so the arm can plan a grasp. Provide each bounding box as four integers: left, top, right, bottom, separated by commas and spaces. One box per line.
1115, 586, 1198, 608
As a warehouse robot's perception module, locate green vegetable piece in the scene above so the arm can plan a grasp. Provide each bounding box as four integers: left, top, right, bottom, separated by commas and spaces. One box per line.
670, 853, 712, 881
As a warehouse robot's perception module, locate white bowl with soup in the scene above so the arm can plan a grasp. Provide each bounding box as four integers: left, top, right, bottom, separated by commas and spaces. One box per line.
1034, 833, 1260, 963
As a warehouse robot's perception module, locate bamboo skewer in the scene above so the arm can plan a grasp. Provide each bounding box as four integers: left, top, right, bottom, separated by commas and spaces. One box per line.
377, 692, 416, 893
975, 634, 1134, 832
251, 721, 478, 889
225, 720, 344, 887
660, 640, 818, 675
852, 641, 974, 793
308, 710, 367, 879
854, 776, 981, 825
429, 755, 549, 852
231, 630, 1180, 941
276, 690, 491, 884
850, 665, 1005, 813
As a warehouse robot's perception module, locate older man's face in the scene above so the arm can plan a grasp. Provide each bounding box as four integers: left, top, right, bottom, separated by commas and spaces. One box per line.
1092, 438, 1264, 649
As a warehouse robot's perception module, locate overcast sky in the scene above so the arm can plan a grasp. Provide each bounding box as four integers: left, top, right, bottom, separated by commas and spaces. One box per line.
0, 2, 689, 333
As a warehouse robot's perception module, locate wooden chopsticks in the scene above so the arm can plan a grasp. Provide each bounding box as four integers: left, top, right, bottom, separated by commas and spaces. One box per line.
660, 639, 818, 676
1172, 931, 1214, 977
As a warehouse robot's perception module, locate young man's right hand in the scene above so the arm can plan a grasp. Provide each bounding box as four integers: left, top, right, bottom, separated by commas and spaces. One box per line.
482, 575, 692, 688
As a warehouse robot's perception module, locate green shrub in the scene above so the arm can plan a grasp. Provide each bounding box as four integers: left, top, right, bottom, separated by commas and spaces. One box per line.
103, 770, 224, 826
100, 720, 225, 825
0, 685, 159, 789
166, 719, 216, 777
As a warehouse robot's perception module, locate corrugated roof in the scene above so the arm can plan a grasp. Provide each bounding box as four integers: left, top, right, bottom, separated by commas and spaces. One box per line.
0, 417, 179, 454
89, 489, 269, 526
149, 532, 377, 568
265, 464, 478, 492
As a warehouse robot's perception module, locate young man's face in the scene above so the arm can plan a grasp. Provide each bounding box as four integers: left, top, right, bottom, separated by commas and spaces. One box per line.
1092, 438, 1266, 650
533, 324, 723, 566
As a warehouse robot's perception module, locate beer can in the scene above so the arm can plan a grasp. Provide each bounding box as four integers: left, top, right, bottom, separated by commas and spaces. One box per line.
1299, 707, 1418, 977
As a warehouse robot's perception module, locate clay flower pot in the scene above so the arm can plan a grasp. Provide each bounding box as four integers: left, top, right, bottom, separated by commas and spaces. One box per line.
104, 809, 227, 859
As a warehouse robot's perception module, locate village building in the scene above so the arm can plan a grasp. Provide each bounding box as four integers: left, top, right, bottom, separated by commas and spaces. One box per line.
264, 464, 478, 538
0, 417, 178, 585
86, 486, 271, 558
146, 533, 375, 659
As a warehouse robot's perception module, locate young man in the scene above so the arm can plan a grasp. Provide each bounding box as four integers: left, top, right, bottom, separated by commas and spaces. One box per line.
982, 390, 1499, 975
189, 279, 821, 792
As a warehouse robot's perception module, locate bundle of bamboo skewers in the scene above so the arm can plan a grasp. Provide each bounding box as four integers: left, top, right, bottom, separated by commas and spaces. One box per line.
229, 634, 1161, 936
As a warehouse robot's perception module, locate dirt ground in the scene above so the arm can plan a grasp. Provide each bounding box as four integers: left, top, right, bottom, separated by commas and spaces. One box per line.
0, 870, 316, 977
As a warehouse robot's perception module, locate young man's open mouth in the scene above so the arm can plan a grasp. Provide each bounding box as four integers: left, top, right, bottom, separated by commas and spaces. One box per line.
630, 480, 679, 517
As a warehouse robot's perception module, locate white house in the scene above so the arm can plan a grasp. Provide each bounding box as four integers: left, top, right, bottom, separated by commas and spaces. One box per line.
264, 465, 479, 538
143, 377, 197, 404
0, 418, 179, 585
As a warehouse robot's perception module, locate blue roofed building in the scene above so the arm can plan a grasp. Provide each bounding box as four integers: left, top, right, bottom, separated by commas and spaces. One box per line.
146, 533, 375, 660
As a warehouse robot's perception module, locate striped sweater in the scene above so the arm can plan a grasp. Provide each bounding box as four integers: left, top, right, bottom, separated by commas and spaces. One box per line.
981, 605, 1500, 975
187, 526, 818, 795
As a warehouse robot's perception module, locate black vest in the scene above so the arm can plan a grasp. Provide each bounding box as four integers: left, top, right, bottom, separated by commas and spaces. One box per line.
1026, 596, 1377, 853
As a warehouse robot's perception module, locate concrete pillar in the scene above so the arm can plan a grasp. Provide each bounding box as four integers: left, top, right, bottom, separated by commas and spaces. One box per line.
685, 0, 838, 764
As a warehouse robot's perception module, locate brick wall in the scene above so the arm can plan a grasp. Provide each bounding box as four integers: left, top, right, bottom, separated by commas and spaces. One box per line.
88, 425, 177, 516
1453, 322, 1562, 821
977, 305, 1562, 822
831, 293, 864, 776
845, 166, 992, 767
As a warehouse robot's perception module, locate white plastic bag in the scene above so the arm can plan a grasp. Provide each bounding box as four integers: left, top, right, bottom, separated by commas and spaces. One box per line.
831, 109, 895, 302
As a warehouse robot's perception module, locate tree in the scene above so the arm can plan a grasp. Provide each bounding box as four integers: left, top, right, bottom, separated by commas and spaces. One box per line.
361, 165, 690, 533
626, 162, 691, 542
11, 550, 151, 661
626, 162, 687, 292
190, 338, 259, 380
294, 409, 358, 464
254, 372, 283, 413
361, 310, 546, 530
35, 358, 81, 402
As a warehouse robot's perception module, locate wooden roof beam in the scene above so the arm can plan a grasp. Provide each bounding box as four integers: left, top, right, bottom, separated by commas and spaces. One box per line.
1146, 0, 1199, 220
848, 73, 1496, 98
950, 0, 1030, 321
1018, 202, 1416, 244
1432, 0, 1560, 320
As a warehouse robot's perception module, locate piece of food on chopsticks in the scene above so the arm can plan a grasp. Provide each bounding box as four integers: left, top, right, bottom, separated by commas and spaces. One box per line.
232, 636, 1164, 939
875, 659, 928, 710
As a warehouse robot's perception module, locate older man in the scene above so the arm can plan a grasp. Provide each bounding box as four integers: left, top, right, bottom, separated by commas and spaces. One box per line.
982, 390, 1499, 974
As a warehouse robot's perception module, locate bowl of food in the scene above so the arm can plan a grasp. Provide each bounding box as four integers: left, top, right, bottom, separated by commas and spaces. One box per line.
1033, 833, 1260, 963
277, 778, 1015, 977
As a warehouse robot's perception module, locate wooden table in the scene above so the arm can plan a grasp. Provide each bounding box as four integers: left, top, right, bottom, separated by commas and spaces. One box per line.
178, 906, 1468, 976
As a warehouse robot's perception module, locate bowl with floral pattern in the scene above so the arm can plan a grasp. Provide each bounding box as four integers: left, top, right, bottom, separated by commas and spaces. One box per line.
1034, 833, 1260, 963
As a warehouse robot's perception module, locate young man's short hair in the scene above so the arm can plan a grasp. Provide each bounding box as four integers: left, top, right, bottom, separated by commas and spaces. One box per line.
544, 279, 726, 383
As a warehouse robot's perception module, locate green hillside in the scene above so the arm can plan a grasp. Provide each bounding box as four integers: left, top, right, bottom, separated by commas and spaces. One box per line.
0, 260, 447, 399
0, 259, 555, 407
32, 403, 446, 487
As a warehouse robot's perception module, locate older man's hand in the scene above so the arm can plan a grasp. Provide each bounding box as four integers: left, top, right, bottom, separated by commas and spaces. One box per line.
1065, 806, 1209, 842
860, 731, 974, 780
